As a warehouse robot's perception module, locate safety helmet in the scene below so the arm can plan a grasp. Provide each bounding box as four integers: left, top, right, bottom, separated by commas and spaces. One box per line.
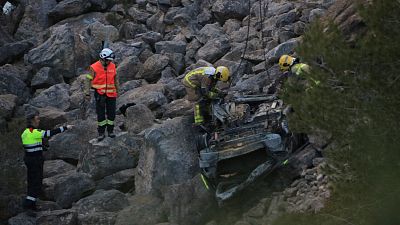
215, 66, 230, 82
99, 48, 115, 61
278, 55, 295, 71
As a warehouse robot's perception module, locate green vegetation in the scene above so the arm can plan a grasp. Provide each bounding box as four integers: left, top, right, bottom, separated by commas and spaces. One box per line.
275, 0, 400, 224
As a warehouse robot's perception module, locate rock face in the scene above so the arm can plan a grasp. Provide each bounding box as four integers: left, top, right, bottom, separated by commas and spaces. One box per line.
96, 168, 136, 193
0, 70, 30, 104
212, 0, 249, 23
0, 40, 34, 65
31, 67, 64, 89
125, 104, 155, 134
43, 160, 76, 178
73, 189, 129, 214
0, 94, 17, 120
135, 116, 199, 194
77, 133, 141, 180
29, 83, 71, 111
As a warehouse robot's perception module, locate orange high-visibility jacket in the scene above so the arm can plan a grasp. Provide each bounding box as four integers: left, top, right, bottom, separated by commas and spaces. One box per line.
90, 61, 117, 97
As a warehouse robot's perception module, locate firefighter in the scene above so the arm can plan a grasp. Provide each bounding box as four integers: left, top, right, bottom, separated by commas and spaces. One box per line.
85, 48, 119, 141
182, 66, 230, 125
21, 111, 73, 215
278, 54, 320, 87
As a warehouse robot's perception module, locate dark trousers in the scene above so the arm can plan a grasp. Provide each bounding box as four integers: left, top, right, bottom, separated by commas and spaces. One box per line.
24, 154, 44, 207
95, 91, 116, 134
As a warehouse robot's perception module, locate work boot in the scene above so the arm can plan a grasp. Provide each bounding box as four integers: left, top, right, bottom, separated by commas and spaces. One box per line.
23, 199, 37, 217
97, 133, 105, 141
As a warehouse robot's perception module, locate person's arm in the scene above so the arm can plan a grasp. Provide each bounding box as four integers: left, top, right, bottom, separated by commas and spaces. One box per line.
39, 125, 73, 138
84, 68, 95, 96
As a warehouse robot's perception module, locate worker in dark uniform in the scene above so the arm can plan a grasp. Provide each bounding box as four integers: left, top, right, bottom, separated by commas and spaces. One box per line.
21, 111, 73, 215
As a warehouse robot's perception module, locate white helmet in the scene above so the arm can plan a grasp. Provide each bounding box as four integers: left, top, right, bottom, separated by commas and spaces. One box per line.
99, 48, 115, 61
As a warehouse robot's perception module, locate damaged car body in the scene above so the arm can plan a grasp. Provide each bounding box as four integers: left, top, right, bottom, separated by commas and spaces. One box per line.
196, 94, 308, 203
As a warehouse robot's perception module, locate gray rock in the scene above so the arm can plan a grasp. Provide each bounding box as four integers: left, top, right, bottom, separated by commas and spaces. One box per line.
117, 84, 166, 109
110, 41, 144, 65
229, 26, 257, 43
196, 23, 227, 44
141, 54, 170, 83
115, 194, 166, 225
48, 119, 97, 162
0, 40, 34, 66
125, 104, 155, 134
36, 209, 78, 225
163, 174, 215, 225
48, 0, 92, 23
43, 171, 95, 208
135, 116, 199, 194
290, 146, 318, 173
89, 0, 112, 11
96, 168, 136, 193
164, 7, 181, 25
43, 160, 75, 178
25, 24, 75, 78
14, 0, 58, 40
77, 132, 141, 180
164, 79, 186, 100
223, 19, 241, 35
146, 11, 166, 34
8, 212, 36, 225
119, 80, 145, 95
29, 83, 70, 111
294, 21, 307, 36
232, 72, 269, 94
74, 189, 129, 214
309, 8, 326, 22
162, 99, 192, 119
128, 6, 152, 24
0, 94, 17, 119
212, 0, 248, 23
117, 56, 144, 83
195, 37, 231, 63
69, 74, 87, 110
265, 37, 300, 64
0, 68, 30, 104
77, 212, 117, 225
164, 52, 185, 74
137, 31, 163, 46
155, 41, 187, 54
275, 10, 297, 28
185, 39, 202, 64
38, 106, 68, 129
266, 2, 294, 18
0, 63, 31, 83
119, 21, 148, 39
31, 67, 64, 89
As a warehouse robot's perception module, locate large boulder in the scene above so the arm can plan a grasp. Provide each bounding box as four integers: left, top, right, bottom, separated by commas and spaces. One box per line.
136, 31, 163, 46
0, 69, 30, 104
231, 72, 270, 94
119, 21, 148, 39
127, 6, 152, 24
211, 0, 248, 23
0, 40, 34, 66
43, 171, 95, 208
155, 41, 187, 54
162, 99, 192, 119
109, 40, 144, 65
117, 56, 144, 83
115, 194, 167, 225
36, 209, 78, 225
77, 132, 141, 180
37, 106, 68, 129
73, 189, 129, 214
25, 24, 75, 78
141, 54, 170, 83
117, 84, 166, 109
48, 0, 92, 23
265, 37, 301, 64
77, 212, 117, 225
162, 174, 215, 225
31, 67, 64, 89
96, 168, 136, 193
125, 104, 155, 134
0, 94, 17, 119
29, 83, 70, 111
119, 79, 145, 95
48, 119, 97, 163
0, 63, 31, 83
195, 37, 231, 63
196, 23, 227, 44
146, 11, 166, 35
135, 116, 199, 194
43, 160, 76, 178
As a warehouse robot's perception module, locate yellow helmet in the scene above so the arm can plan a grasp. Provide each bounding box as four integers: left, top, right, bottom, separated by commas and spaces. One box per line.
278, 55, 295, 71
215, 66, 230, 82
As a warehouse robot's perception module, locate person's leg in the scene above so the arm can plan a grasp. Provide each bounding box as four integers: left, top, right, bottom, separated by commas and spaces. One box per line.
105, 97, 116, 137
23, 155, 39, 210
95, 92, 107, 140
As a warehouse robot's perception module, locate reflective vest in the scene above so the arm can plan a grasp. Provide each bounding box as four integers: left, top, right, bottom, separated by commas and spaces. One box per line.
90, 61, 117, 97
291, 63, 320, 86
182, 67, 215, 88
21, 128, 45, 153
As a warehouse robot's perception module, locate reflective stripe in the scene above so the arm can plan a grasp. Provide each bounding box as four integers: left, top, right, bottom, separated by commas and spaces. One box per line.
23, 143, 42, 148
185, 75, 197, 88
26, 196, 36, 201
106, 120, 114, 125
98, 89, 117, 93
86, 74, 93, 80
194, 103, 204, 124
200, 174, 210, 190
60, 127, 64, 132
98, 120, 107, 126
25, 147, 43, 152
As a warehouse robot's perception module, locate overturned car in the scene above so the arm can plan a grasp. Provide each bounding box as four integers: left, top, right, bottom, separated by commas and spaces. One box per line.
196, 94, 308, 204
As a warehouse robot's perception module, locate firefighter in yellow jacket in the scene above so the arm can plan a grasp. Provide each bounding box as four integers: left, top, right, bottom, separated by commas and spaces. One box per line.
21, 111, 73, 215
85, 48, 119, 141
278, 54, 320, 88
182, 66, 230, 125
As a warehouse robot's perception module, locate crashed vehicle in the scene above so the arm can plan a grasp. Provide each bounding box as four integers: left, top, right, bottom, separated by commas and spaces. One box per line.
196, 94, 308, 203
